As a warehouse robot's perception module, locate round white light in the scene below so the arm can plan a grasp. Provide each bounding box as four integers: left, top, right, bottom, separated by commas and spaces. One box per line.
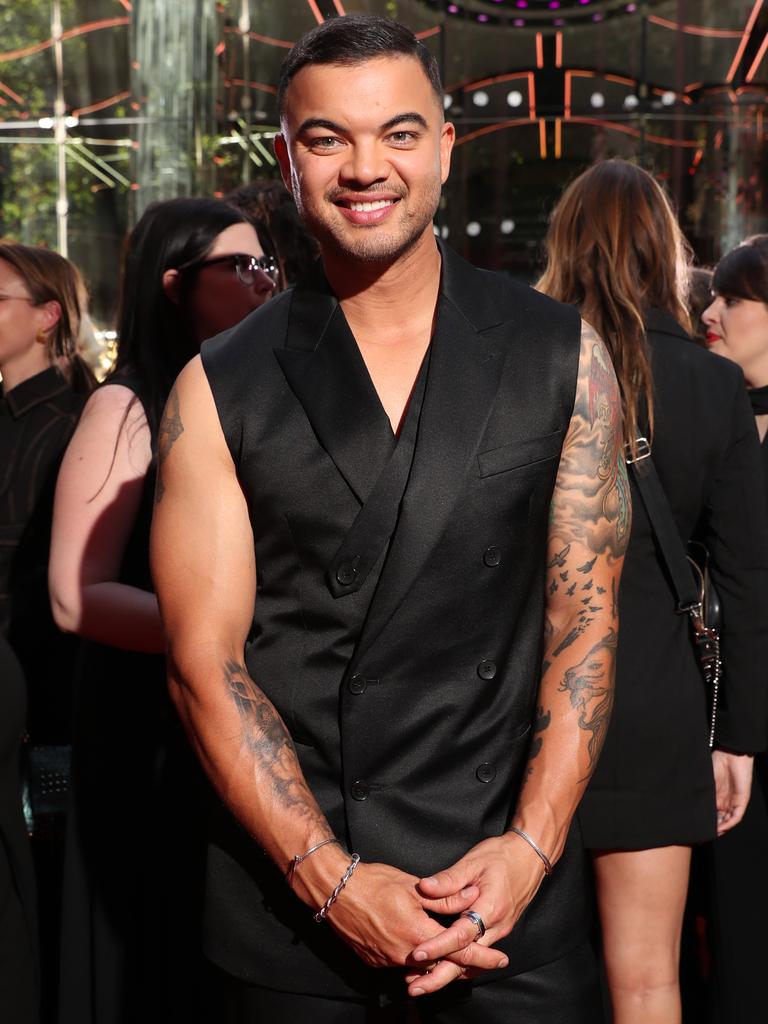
661, 90, 676, 106
500, 219, 516, 235
433, 225, 440, 236
64, 115, 79, 128
466, 221, 482, 237
590, 92, 605, 109
507, 90, 523, 108
38, 117, 54, 129
472, 91, 489, 108
623, 94, 640, 110
441, 225, 450, 239
443, 94, 452, 110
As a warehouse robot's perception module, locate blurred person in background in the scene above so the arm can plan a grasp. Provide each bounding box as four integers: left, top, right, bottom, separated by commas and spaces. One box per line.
0, 242, 94, 1022
538, 160, 768, 1024
687, 267, 714, 347
226, 177, 319, 289
49, 197, 276, 1024
702, 234, 768, 1024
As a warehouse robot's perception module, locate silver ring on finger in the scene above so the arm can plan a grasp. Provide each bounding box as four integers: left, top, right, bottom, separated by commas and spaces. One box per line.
460, 910, 486, 939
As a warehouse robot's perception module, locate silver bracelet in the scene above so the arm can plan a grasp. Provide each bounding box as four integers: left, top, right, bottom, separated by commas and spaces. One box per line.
314, 853, 360, 922
286, 837, 341, 887
508, 826, 553, 876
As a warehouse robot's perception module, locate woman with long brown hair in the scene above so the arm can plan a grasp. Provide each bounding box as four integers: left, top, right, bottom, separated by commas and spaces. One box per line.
539, 160, 768, 1024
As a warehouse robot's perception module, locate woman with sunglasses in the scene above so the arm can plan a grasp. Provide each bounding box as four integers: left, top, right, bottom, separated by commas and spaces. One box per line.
50, 197, 275, 1024
701, 235, 768, 1024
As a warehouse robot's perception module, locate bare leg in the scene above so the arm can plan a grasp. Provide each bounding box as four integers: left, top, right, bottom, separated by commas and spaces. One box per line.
592, 846, 691, 1024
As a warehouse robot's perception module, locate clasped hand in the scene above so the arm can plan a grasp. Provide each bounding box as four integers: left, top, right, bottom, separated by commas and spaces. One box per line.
328, 835, 547, 997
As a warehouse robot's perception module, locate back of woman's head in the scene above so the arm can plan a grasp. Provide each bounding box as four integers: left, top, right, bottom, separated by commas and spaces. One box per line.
713, 234, 768, 304
115, 197, 249, 434
0, 241, 94, 393
538, 159, 692, 447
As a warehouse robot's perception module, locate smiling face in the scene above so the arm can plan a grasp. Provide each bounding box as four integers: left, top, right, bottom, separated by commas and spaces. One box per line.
702, 293, 768, 384
275, 55, 454, 267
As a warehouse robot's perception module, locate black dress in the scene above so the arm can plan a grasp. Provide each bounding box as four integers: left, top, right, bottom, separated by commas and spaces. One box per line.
58, 373, 211, 1024
705, 383, 768, 1023
0, 635, 38, 1023
580, 311, 768, 850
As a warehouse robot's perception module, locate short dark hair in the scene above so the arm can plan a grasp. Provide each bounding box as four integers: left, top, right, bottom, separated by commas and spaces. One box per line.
277, 15, 443, 117
713, 235, 768, 305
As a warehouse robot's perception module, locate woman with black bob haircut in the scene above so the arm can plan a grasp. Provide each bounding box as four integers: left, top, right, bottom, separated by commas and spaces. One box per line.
50, 197, 276, 1024
539, 160, 768, 1024
702, 234, 768, 1024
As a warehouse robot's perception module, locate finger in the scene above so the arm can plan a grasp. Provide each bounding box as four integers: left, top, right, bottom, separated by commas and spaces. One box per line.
417, 865, 471, 898
408, 959, 464, 997
420, 885, 479, 916
411, 917, 482, 962
444, 942, 508, 972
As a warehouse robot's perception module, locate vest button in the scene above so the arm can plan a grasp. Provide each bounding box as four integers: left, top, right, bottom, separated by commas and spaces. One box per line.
476, 762, 497, 784
477, 660, 497, 680
348, 674, 366, 695
483, 546, 502, 567
336, 561, 358, 586
351, 780, 370, 801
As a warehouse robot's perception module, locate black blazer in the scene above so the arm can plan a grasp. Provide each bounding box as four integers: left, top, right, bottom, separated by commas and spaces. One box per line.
200, 245, 591, 996
581, 309, 768, 850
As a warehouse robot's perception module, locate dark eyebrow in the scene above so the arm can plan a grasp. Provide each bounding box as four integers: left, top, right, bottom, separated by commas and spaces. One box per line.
296, 112, 430, 138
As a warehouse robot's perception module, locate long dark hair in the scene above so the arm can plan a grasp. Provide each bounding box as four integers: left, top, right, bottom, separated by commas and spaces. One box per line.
0, 242, 95, 394
537, 159, 692, 455
112, 197, 249, 438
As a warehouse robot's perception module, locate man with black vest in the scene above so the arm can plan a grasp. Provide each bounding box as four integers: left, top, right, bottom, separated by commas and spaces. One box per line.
151, 15, 628, 1023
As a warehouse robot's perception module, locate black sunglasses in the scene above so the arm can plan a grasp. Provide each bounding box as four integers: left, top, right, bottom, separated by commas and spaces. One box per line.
180, 252, 279, 286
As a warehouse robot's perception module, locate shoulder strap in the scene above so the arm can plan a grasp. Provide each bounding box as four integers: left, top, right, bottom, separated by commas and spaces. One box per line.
627, 442, 700, 612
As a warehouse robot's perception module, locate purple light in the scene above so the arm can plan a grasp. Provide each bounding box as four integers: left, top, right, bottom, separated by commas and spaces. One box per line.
447, 3, 458, 11
554, 17, 565, 25
549, 1, 560, 8
516, 1, 528, 8
578, 0, 590, 5
626, 2, 637, 9
477, 13, 489, 21
592, 11, 603, 20
513, 18, 525, 26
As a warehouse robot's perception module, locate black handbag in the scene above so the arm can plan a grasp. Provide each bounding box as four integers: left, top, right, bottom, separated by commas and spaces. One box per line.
21, 742, 71, 839
627, 438, 722, 748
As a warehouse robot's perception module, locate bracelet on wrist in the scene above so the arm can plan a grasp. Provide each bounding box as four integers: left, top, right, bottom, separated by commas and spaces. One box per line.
314, 853, 361, 922
285, 837, 341, 887
508, 826, 553, 876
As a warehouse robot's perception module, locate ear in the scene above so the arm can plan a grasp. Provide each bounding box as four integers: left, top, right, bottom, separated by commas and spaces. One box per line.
38, 299, 61, 333
162, 268, 181, 305
274, 134, 293, 196
439, 121, 455, 186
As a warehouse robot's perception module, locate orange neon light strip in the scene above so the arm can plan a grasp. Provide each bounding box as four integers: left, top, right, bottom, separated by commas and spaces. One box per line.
692, 148, 703, 167
648, 15, 742, 39
117, 0, 132, 11
567, 116, 700, 148
564, 71, 571, 118
72, 89, 130, 118
746, 31, 768, 81
536, 33, 544, 70
245, 30, 294, 49
454, 118, 532, 147
726, 0, 764, 82
555, 117, 562, 159
415, 27, 442, 40
462, 71, 532, 92
0, 16, 129, 62
0, 80, 24, 105
306, 0, 325, 25
528, 72, 536, 120
555, 32, 563, 69
332, 0, 346, 13
539, 119, 547, 159
228, 79, 278, 95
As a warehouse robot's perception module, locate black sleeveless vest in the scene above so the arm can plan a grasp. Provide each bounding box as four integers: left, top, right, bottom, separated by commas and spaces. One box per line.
200, 245, 588, 997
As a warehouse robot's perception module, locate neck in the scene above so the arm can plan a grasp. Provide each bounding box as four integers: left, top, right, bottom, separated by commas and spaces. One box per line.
0, 346, 50, 393
321, 230, 442, 332
745, 359, 768, 390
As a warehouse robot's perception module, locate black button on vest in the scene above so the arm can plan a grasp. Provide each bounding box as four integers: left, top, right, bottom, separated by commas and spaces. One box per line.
351, 780, 370, 801
348, 674, 366, 695
483, 546, 502, 567
336, 561, 358, 586
476, 763, 497, 783
477, 660, 497, 680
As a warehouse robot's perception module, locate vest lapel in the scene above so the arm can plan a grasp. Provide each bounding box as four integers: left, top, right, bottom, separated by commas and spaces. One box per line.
274, 269, 395, 506
353, 273, 507, 660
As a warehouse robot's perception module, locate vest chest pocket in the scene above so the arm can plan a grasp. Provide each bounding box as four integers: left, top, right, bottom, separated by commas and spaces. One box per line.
477, 430, 564, 478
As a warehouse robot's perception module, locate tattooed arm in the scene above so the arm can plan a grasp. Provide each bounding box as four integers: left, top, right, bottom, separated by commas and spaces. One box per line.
408, 321, 628, 996
151, 356, 498, 975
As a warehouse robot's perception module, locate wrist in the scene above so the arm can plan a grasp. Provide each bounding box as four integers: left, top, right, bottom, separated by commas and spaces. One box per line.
289, 842, 355, 911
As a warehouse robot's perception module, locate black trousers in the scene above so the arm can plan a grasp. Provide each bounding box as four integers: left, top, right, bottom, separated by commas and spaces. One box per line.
217, 940, 604, 1024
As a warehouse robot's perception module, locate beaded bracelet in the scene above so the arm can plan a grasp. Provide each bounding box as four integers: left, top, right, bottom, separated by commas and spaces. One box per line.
508, 826, 553, 876
314, 853, 361, 922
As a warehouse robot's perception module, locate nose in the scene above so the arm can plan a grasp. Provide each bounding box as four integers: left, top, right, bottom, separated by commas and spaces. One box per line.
701, 296, 720, 327
339, 140, 390, 188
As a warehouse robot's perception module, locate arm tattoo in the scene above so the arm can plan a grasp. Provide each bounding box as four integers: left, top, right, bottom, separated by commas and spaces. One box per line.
155, 385, 184, 505
558, 630, 617, 780
223, 659, 333, 838
520, 705, 552, 791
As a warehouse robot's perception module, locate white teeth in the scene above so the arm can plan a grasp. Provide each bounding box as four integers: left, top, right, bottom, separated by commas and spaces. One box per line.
349, 199, 393, 212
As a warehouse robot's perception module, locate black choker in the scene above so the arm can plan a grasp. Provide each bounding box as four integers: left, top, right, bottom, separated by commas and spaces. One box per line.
749, 385, 768, 416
